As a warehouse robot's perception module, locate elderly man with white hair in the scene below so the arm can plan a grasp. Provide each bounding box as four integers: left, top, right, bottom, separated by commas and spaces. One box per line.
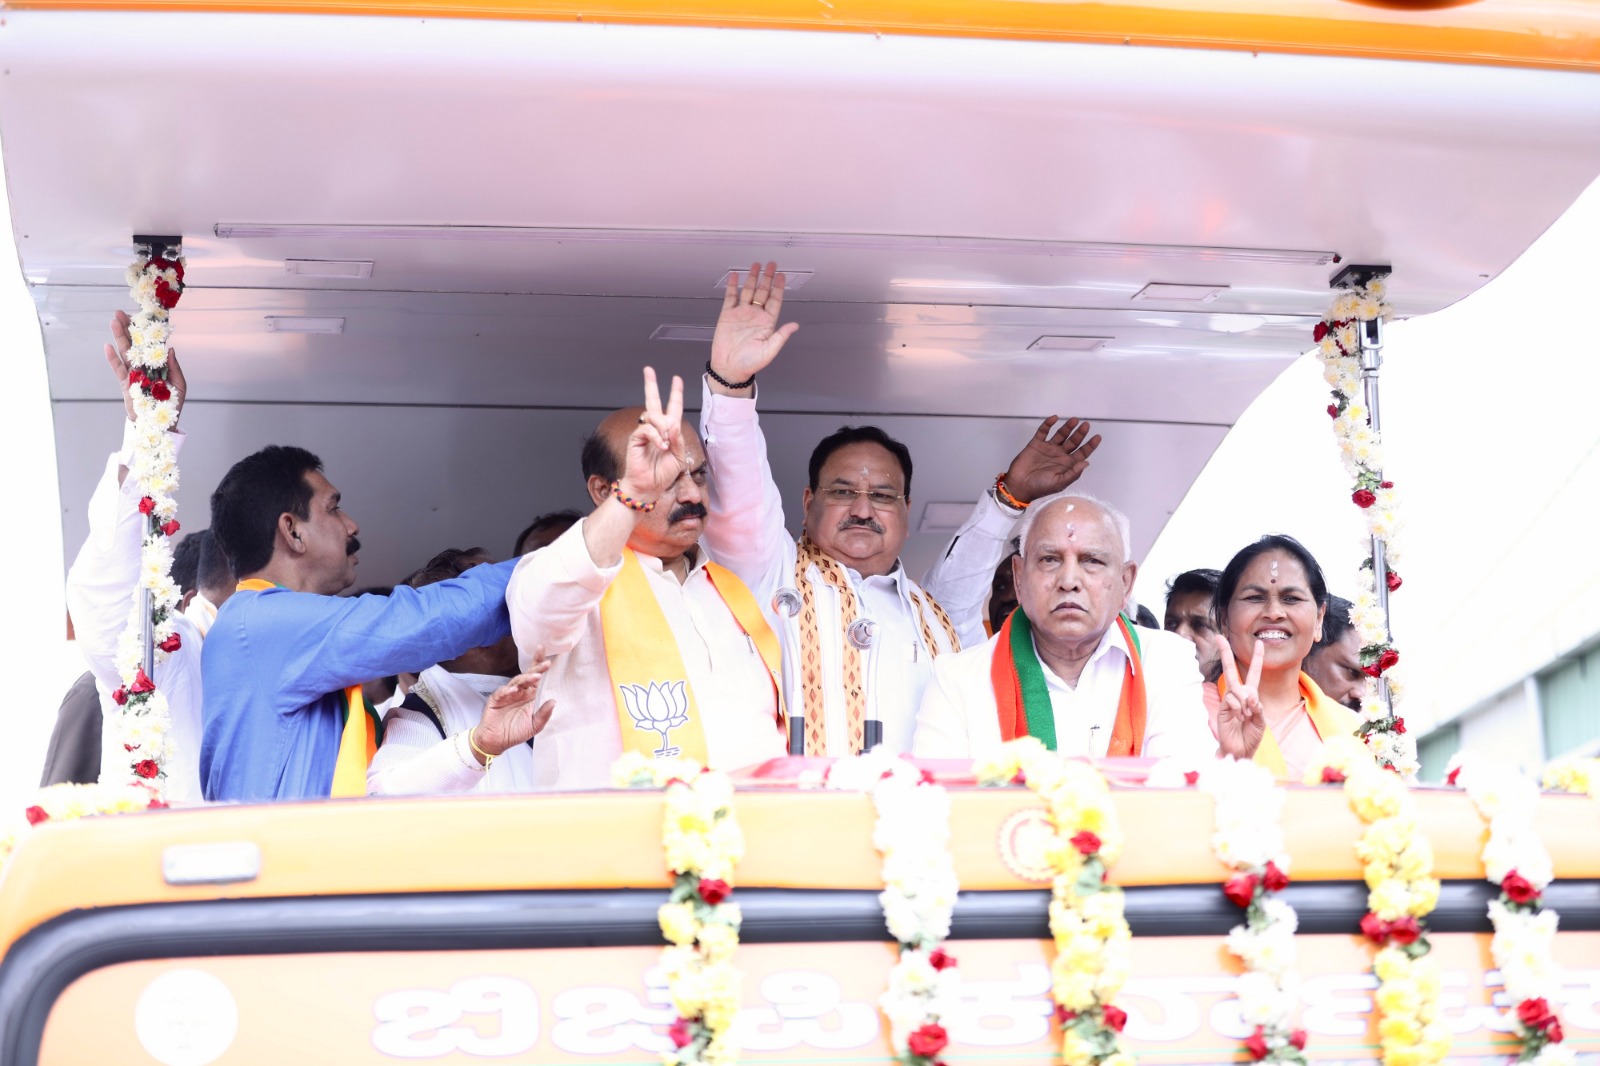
913, 491, 1244, 761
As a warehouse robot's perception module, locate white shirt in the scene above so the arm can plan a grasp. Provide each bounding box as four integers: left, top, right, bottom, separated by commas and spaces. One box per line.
700, 381, 1018, 754
64, 421, 204, 802
368, 666, 539, 794
913, 623, 1218, 761
182, 592, 219, 639
506, 519, 784, 789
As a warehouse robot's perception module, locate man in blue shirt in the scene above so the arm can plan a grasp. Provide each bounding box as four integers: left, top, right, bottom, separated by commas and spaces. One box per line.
202, 445, 524, 802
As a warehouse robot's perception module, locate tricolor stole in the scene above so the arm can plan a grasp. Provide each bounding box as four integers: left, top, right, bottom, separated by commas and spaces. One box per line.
599, 550, 783, 763
235, 578, 381, 797
990, 609, 1147, 754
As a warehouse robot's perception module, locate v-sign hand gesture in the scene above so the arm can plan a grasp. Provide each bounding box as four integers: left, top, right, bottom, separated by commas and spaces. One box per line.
620, 367, 689, 505
1214, 635, 1266, 759
707, 261, 800, 393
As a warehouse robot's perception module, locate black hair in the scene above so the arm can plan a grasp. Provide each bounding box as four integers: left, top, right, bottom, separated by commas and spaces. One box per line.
1212, 534, 1329, 634
580, 431, 621, 485
514, 510, 582, 556
196, 529, 234, 596
209, 445, 323, 578
1165, 568, 1222, 606
406, 547, 492, 589
807, 426, 913, 497
1133, 604, 1160, 630
171, 532, 205, 598
1309, 594, 1355, 657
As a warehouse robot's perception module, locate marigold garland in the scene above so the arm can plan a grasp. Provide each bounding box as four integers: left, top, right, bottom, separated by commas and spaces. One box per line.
1306, 737, 1449, 1066
108, 251, 187, 790
1199, 758, 1308, 1065
1448, 755, 1574, 1066
1541, 756, 1599, 800
977, 738, 1134, 1066
614, 753, 745, 1066
0, 782, 166, 878
1315, 278, 1417, 776
825, 748, 961, 1066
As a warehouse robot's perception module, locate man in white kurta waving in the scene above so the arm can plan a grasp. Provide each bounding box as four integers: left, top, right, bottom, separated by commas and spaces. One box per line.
507, 369, 786, 787
700, 263, 1101, 756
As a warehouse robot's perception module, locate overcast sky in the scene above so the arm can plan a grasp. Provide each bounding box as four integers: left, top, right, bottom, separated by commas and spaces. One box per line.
2, 149, 1595, 812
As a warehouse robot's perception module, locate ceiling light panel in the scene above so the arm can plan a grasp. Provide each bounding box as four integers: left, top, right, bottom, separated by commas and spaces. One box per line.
650, 324, 716, 342
265, 316, 345, 334
717, 268, 812, 291
285, 259, 373, 279
215, 224, 1334, 266
1028, 335, 1111, 352
918, 502, 981, 533
1133, 283, 1229, 303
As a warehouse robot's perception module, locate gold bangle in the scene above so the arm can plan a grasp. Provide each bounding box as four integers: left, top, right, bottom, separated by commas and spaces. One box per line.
467, 726, 496, 768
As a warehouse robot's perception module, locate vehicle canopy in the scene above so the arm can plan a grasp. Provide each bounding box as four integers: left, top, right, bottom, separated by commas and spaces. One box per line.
3, 0, 1599, 581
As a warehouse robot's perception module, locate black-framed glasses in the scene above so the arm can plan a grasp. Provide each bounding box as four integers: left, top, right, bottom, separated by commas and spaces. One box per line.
820, 487, 907, 510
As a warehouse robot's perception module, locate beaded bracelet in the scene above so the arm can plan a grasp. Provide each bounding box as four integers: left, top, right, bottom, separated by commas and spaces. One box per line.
994, 474, 1028, 510
705, 360, 756, 391
610, 480, 657, 513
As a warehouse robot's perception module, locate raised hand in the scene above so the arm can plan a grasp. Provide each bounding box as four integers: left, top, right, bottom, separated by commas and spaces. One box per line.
1000, 416, 1101, 505
707, 261, 800, 392
619, 367, 688, 505
474, 649, 556, 757
105, 309, 186, 425
1213, 635, 1266, 759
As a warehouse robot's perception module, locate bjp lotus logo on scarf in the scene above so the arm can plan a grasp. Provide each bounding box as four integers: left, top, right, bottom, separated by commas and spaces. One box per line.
620, 681, 690, 757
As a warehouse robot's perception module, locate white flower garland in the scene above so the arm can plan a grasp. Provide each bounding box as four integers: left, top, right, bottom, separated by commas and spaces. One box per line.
108, 252, 187, 790
1306, 737, 1449, 1066
1449, 755, 1574, 1066
1199, 758, 1308, 1064
0, 782, 166, 876
977, 739, 1134, 1066
825, 748, 960, 1065
613, 754, 745, 1066
1315, 278, 1416, 775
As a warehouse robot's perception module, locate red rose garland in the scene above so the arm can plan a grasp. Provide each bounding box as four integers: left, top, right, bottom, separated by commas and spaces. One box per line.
1449, 756, 1574, 1066
109, 252, 186, 790
1314, 279, 1416, 775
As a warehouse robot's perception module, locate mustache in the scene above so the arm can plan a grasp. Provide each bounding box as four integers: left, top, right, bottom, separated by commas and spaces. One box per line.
668, 501, 708, 524
1342, 695, 1362, 712
346, 536, 362, 556
838, 516, 885, 535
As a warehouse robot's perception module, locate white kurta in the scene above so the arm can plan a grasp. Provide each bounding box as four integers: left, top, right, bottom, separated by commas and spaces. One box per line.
506, 520, 784, 789
64, 422, 204, 802
913, 623, 1218, 762
368, 666, 540, 794
700, 382, 1019, 754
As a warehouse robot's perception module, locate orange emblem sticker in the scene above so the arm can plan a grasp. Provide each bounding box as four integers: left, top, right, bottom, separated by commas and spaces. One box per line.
997, 807, 1055, 883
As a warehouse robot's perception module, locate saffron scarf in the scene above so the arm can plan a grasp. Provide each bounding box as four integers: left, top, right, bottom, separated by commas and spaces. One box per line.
1218, 671, 1360, 779
793, 537, 961, 755
599, 550, 783, 764
989, 609, 1147, 754
235, 578, 380, 798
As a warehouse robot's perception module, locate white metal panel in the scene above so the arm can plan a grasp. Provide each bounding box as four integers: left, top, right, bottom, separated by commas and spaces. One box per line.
52, 401, 1225, 588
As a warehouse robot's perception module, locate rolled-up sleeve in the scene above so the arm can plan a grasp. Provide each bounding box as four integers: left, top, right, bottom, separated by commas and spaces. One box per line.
507, 518, 621, 670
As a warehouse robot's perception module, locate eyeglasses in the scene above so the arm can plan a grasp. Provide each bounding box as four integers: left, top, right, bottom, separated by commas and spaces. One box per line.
820, 487, 907, 509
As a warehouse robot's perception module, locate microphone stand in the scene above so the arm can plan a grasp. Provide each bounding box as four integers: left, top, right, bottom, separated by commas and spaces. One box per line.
772, 588, 804, 755
847, 617, 881, 752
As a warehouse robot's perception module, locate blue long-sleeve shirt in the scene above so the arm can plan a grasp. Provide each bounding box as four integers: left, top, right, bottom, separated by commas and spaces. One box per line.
200, 560, 515, 802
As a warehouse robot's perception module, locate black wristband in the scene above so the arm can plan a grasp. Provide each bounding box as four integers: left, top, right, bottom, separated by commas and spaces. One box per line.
705, 360, 756, 391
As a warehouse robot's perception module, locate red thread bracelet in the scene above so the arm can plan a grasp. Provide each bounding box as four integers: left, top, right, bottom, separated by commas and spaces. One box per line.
994, 474, 1028, 510
610, 480, 657, 513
